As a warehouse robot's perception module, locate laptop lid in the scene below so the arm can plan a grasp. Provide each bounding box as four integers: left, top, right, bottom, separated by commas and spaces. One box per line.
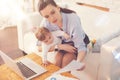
0, 50, 47, 80
0, 50, 25, 79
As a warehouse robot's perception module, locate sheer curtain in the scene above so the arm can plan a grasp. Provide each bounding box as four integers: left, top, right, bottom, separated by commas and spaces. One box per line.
0, 0, 24, 29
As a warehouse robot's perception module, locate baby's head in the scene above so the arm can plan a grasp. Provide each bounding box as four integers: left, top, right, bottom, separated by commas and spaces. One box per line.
35, 27, 54, 45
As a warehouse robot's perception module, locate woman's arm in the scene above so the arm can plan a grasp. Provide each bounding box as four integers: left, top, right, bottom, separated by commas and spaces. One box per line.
67, 13, 87, 61
77, 51, 86, 62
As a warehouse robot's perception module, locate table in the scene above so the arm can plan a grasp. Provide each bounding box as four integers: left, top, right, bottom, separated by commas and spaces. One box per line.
0, 53, 76, 80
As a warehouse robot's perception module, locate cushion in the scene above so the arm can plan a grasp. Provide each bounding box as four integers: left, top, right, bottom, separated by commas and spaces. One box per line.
97, 28, 120, 45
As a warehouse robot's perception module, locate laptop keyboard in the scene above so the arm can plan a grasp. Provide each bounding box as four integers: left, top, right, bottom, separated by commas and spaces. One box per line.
17, 62, 37, 78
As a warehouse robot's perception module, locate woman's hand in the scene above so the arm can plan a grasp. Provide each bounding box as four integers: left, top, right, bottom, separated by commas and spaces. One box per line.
58, 44, 77, 53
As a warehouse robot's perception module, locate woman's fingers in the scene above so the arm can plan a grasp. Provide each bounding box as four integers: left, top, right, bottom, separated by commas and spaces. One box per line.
58, 44, 77, 53
64, 44, 77, 53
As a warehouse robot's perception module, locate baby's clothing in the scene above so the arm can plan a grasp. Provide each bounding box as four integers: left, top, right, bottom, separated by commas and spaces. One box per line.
41, 30, 66, 63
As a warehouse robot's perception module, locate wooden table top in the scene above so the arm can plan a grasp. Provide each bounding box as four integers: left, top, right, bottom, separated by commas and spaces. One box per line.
0, 53, 77, 80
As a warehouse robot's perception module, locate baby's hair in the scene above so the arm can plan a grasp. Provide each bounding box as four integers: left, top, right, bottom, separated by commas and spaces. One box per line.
35, 27, 50, 41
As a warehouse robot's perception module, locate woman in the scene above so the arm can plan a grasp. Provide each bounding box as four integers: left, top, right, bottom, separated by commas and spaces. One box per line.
37, 0, 89, 68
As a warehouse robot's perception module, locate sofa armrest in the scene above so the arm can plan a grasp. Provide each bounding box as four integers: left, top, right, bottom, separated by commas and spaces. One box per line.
17, 12, 43, 53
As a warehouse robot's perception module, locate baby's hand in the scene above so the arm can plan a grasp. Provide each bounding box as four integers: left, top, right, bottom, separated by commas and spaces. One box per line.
64, 33, 70, 39
42, 60, 49, 67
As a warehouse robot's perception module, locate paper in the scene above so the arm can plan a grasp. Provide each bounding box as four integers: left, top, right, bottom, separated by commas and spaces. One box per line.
53, 60, 84, 74
71, 70, 93, 80
71, 70, 82, 80
45, 74, 78, 80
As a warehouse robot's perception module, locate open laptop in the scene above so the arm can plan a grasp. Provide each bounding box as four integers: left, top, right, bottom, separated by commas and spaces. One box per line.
0, 50, 47, 80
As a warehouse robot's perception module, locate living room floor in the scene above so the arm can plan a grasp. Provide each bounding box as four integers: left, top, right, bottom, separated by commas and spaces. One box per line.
0, 27, 24, 65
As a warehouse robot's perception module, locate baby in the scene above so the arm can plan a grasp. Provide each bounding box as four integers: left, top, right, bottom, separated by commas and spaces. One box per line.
35, 27, 70, 66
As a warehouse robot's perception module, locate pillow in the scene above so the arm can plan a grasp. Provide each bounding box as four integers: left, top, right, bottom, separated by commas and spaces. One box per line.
97, 28, 120, 45
89, 28, 120, 53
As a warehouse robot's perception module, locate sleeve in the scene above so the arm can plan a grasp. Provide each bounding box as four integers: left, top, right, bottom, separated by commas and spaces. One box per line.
41, 43, 50, 62
69, 14, 87, 52
36, 40, 41, 46
52, 30, 65, 37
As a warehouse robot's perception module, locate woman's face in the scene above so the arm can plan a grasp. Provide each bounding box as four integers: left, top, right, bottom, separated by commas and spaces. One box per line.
40, 4, 62, 26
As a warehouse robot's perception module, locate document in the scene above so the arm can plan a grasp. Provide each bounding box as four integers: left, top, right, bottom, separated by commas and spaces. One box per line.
53, 60, 84, 74
45, 74, 78, 80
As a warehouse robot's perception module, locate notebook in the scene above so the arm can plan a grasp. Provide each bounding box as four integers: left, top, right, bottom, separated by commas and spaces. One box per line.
0, 50, 47, 80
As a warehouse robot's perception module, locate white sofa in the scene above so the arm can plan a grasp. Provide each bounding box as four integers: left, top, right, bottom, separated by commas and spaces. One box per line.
98, 36, 120, 80
17, 3, 120, 80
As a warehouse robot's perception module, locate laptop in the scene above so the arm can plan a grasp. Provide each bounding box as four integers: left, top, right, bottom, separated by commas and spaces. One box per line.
0, 50, 47, 80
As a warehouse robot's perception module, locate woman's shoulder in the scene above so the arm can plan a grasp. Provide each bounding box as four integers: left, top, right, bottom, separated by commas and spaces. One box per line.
63, 12, 79, 19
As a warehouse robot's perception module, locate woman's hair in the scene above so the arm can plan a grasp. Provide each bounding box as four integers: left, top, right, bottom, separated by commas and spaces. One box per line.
35, 27, 50, 41
38, 0, 75, 13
